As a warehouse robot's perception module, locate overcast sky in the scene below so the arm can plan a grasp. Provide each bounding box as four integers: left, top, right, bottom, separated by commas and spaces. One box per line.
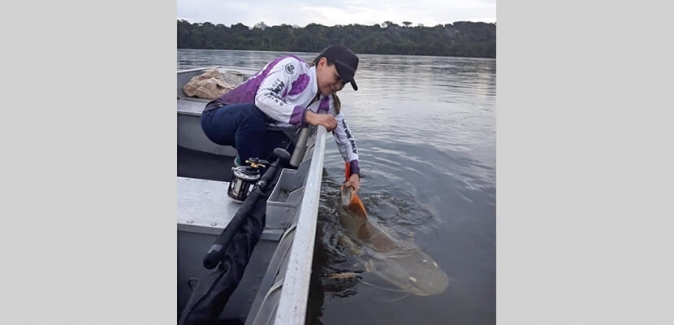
177, 0, 495, 28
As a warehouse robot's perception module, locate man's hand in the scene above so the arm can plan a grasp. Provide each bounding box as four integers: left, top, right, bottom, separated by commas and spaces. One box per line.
305, 110, 337, 131
344, 173, 361, 194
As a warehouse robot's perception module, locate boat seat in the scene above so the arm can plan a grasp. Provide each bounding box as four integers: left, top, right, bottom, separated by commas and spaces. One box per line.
177, 97, 209, 117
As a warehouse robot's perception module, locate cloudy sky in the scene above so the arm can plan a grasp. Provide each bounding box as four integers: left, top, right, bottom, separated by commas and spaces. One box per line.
177, 0, 495, 28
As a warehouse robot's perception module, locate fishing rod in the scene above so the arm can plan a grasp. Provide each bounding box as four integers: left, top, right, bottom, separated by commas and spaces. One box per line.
202, 147, 291, 270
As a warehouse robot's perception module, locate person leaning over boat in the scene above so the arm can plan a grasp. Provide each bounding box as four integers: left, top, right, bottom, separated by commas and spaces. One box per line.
200, 44, 362, 193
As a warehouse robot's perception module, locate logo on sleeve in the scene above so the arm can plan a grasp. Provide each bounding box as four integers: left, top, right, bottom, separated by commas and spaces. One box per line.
285, 64, 295, 75
271, 79, 285, 94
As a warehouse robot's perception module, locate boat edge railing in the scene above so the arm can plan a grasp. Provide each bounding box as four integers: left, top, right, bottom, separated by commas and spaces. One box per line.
272, 125, 327, 325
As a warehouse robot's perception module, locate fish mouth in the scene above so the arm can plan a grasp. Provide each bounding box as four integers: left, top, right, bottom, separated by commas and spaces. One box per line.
379, 267, 449, 296
409, 272, 449, 296
365, 249, 450, 296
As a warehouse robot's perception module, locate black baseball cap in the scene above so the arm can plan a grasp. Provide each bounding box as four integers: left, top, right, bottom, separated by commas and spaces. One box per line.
320, 44, 359, 91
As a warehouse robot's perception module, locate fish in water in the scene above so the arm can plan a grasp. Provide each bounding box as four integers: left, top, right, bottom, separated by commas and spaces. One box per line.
335, 164, 449, 296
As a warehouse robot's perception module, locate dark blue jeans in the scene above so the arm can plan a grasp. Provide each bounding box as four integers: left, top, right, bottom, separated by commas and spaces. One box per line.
200, 103, 295, 165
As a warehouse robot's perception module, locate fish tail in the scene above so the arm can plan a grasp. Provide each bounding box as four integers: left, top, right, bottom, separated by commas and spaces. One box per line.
348, 195, 368, 219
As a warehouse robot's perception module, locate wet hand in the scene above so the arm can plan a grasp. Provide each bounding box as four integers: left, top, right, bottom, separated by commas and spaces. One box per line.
344, 174, 361, 194
306, 111, 337, 131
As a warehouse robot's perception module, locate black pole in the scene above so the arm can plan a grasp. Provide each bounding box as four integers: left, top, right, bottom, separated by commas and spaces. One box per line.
202, 148, 291, 269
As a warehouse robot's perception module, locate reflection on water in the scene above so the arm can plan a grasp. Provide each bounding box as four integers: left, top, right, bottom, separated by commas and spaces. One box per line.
179, 49, 495, 324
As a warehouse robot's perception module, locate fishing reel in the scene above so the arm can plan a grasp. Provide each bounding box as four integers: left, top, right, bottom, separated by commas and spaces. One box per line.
227, 157, 269, 202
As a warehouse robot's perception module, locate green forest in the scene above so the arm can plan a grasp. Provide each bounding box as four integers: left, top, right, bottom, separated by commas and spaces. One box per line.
177, 20, 496, 58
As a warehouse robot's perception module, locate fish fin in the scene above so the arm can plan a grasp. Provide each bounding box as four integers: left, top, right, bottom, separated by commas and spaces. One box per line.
326, 272, 360, 280
348, 195, 368, 220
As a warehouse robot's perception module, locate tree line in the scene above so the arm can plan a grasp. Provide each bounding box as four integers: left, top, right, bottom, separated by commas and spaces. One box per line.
178, 20, 496, 58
